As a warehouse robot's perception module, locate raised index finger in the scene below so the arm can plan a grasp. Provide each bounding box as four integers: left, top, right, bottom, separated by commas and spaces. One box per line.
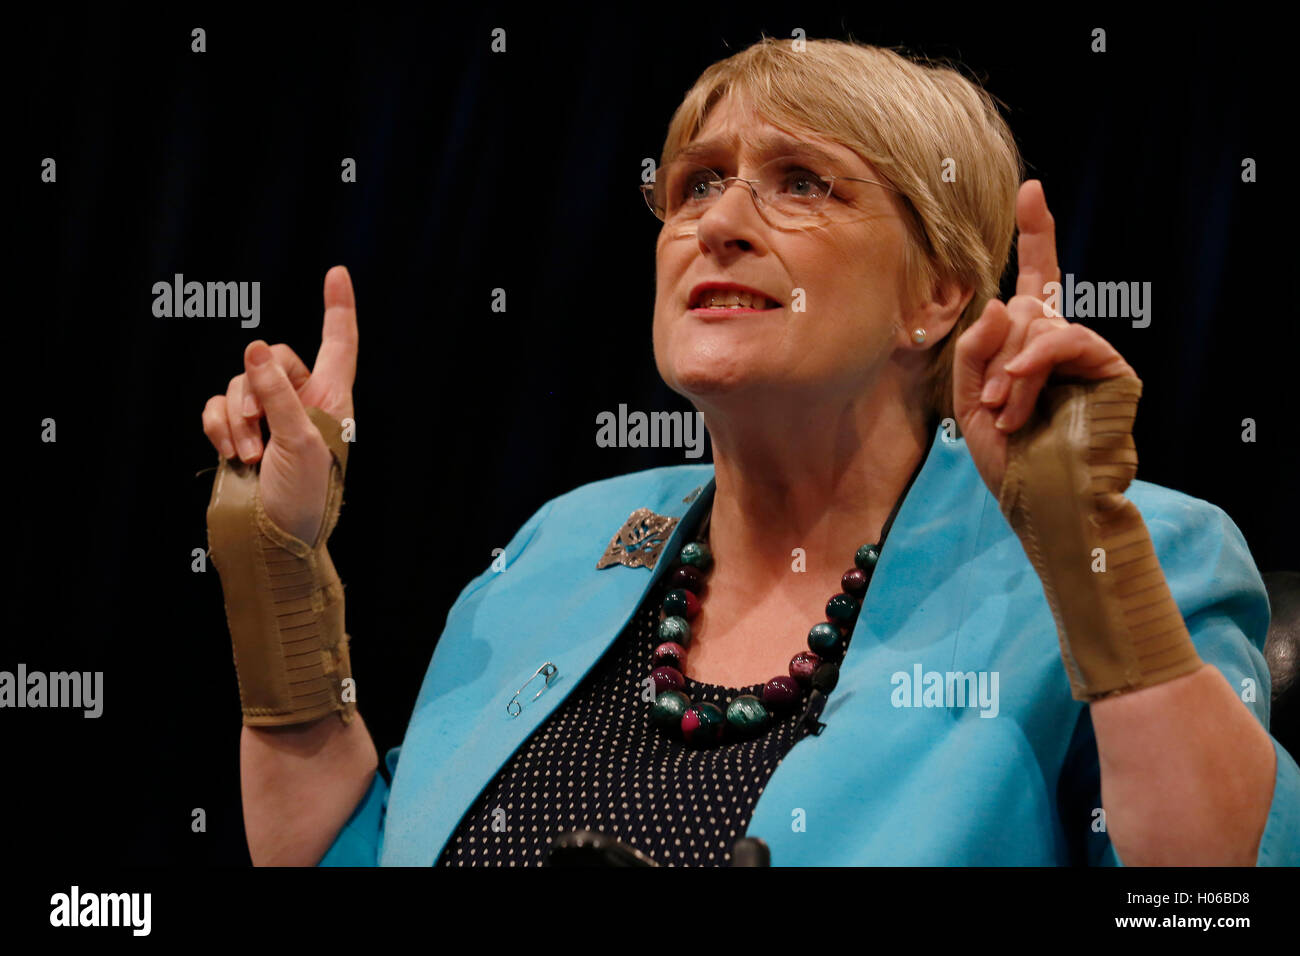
1014, 180, 1060, 299
311, 264, 359, 395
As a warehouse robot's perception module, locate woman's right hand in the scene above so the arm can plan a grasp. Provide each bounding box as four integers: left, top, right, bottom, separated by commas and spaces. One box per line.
201, 265, 359, 545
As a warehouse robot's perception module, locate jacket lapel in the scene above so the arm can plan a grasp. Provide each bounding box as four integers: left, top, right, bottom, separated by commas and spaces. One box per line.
382, 467, 716, 866
744, 427, 990, 864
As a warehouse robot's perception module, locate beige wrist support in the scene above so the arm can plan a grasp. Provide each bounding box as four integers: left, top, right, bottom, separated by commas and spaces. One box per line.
998, 376, 1204, 702
206, 406, 356, 727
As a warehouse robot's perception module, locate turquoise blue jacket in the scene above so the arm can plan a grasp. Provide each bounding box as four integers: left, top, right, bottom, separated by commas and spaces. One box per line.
320, 425, 1300, 866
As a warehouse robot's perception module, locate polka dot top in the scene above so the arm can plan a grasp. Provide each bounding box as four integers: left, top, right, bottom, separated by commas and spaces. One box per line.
435, 573, 818, 867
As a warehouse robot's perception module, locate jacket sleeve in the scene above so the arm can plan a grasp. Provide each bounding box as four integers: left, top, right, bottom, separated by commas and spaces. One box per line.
315, 497, 556, 867
318, 745, 399, 866
1067, 492, 1300, 866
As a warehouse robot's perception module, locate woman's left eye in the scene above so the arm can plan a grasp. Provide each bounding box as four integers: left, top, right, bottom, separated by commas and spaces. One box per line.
783, 168, 829, 198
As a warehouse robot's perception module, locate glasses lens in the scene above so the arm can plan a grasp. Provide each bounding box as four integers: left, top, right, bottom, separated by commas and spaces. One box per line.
646, 161, 720, 221
756, 157, 833, 221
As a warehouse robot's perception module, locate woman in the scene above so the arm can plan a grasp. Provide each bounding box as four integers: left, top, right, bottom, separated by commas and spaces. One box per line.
202, 37, 1299, 866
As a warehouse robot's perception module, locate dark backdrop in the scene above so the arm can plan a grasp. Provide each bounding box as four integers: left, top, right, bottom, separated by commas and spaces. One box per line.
8, 7, 1293, 866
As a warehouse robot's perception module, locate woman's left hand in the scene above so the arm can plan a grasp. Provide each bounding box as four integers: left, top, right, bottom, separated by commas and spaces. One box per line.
953, 179, 1137, 498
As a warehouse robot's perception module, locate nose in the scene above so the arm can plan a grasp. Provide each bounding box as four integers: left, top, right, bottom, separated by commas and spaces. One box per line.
713, 176, 762, 214
694, 175, 765, 254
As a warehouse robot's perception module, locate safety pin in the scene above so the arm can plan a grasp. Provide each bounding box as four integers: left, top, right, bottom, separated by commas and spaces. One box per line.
507, 662, 558, 717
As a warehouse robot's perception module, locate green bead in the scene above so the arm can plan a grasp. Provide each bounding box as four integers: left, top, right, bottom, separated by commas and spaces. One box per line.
682, 700, 725, 744
808, 622, 846, 657
659, 615, 691, 647
725, 694, 769, 734
678, 541, 713, 571
650, 689, 692, 728
826, 592, 860, 626
855, 543, 881, 572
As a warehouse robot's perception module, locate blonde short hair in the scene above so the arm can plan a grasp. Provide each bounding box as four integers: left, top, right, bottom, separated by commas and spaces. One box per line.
658, 36, 1024, 421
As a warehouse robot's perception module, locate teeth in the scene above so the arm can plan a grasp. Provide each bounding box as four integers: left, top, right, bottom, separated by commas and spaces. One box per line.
697, 290, 775, 309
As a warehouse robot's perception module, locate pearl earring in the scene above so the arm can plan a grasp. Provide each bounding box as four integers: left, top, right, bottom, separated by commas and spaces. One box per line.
911, 328, 927, 345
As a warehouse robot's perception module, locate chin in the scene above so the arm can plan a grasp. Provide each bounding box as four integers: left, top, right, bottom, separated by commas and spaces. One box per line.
653, 315, 787, 400
661, 347, 773, 401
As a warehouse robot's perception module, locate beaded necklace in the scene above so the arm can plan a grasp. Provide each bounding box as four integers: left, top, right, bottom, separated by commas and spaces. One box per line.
647, 448, 929, 746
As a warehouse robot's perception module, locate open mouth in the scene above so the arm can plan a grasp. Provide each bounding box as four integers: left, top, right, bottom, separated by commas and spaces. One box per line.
689, 289, 782, 311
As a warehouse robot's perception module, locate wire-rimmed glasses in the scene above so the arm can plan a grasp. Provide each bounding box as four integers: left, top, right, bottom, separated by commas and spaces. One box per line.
641, 154, 899, 225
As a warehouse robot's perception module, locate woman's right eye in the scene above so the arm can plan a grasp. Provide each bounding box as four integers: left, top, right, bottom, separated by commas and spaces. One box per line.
681, 172, 715, 202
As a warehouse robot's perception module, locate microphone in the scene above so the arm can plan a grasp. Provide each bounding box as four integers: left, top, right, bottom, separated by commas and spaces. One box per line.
543, 830, 770, 867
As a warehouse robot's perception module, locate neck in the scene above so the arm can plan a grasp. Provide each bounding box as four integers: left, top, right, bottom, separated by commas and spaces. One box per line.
698, 378, 931, 595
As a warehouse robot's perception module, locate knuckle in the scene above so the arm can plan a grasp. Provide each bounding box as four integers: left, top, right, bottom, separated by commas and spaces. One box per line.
272, 344, 307, 379
226, 400, 251, 431
283, 424, 324, 457
260, 366, 291, 395
1007, 293, 1046, 315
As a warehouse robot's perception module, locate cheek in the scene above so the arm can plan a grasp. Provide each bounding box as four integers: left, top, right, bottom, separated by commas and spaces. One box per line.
797, 232, 906, 356
829, 224, 905, 309
796, 239, 876, 316
653, 241, 693, 324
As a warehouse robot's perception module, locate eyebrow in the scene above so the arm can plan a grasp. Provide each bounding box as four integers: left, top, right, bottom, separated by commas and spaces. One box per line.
674, 133, 851, 172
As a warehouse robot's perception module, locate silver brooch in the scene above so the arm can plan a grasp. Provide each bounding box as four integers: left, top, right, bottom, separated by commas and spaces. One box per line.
596, 507, 680, 570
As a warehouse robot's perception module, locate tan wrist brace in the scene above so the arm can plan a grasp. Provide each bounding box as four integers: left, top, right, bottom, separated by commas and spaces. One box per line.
206, 406, 356, 727
998, 376, 1203, 702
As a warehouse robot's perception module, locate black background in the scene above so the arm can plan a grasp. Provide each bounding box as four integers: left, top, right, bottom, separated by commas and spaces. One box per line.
7, 7, 1294, 867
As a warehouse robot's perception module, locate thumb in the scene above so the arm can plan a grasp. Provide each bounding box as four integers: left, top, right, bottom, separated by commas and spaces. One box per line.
244, 341, 314, 445
953, 298, 1010, 421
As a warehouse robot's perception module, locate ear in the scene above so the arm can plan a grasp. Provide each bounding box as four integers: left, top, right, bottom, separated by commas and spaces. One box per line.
898, 277, 974, 349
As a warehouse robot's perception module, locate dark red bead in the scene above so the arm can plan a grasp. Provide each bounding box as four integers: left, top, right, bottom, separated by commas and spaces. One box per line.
841, 567, 869, 597
670, 565, 706, 594
651, 666, 684, 694
683, 589, 700, 618
652, 642, 687, 670
762, 675, 801, 709
789, 650, 823, 686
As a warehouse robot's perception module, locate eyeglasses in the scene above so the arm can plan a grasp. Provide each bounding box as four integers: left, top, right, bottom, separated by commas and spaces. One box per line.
641, 154, 898, 225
